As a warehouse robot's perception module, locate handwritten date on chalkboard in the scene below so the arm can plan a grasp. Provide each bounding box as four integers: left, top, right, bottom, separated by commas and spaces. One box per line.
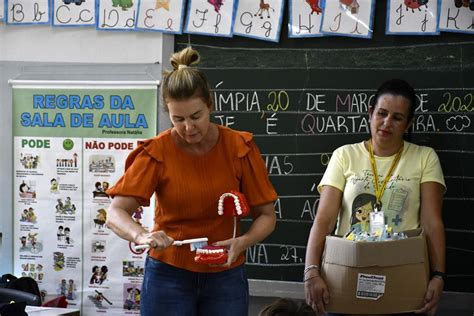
246, 243, 306, 266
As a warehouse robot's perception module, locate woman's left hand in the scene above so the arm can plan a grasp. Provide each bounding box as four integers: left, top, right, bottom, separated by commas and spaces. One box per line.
208, 202, 276, 267
211, 237, 246, 267
415, 277, 444, 315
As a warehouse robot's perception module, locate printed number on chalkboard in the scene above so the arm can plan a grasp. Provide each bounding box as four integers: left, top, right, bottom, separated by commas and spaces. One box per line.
267, 91, 289, 111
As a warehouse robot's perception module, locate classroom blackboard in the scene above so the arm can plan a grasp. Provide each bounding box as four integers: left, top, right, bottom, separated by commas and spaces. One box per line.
176, 2, 474, 294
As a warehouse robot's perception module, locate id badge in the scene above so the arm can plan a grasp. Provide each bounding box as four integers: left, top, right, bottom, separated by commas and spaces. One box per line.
369, 211, 385, 236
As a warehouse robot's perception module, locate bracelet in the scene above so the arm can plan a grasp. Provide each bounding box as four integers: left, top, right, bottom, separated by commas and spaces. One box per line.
303, 275, 321, 282
304, 264, 320, 275
431, 271, 447, 282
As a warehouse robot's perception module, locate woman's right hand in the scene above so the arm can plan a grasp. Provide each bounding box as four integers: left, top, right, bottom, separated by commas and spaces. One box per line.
136, 230, 174, 250
305, 274, 330, 315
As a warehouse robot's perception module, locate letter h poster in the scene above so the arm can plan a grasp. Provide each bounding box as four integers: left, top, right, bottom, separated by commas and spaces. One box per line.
12, 82, 158, 315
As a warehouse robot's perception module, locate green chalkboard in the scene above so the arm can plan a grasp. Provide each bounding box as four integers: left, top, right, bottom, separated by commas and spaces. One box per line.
176, 2, 474, 293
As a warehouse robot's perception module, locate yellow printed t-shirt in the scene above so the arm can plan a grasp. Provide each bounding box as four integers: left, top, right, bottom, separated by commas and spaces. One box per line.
318, 141, 446, 236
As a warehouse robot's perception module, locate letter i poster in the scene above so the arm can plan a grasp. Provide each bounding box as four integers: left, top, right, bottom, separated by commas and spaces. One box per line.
12, 82, 158, 315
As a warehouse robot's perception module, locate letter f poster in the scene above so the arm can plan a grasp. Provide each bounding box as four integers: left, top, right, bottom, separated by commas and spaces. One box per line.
12, 82, 158, 315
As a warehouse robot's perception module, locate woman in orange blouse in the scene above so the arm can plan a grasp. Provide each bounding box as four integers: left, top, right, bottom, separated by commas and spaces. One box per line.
106, 47, 277, 316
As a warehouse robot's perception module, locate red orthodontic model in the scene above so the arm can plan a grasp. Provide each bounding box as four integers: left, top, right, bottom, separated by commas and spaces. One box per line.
194, 191, 250, 265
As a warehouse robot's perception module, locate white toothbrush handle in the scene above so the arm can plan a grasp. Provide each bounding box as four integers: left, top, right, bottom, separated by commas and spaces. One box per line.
172, 237, 208, 246
134, 244, 150, 250
134, 237, 208, 250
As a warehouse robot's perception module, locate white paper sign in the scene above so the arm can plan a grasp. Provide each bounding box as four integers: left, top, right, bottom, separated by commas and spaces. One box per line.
356, 273, 386, 300
136, 0, 186, 34
289, 0, 325, 37
439, 0, 474, 34
6, 0, 51, 25
52, 0, 96, 27
97, 0, 138, 31
233, 0, 285, 42
185, 0, 237, 37
321, 0, 375, 38
386, 0, 441, 35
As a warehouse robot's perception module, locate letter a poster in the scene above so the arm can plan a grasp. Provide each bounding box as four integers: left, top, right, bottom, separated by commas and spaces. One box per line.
12, 82, 158, 315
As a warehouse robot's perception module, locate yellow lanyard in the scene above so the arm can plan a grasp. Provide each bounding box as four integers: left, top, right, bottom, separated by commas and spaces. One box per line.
368, 139, 404, 211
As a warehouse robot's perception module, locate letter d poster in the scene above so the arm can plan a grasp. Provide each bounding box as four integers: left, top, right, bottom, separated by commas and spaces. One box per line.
12, 82, 158, 315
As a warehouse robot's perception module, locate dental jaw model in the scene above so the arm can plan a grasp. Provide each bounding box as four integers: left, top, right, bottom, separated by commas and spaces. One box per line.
194, 191, 250, 265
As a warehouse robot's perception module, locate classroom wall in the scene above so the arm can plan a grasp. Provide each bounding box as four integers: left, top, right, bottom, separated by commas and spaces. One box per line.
0, 26, 174, 275
0, 25, 173, 64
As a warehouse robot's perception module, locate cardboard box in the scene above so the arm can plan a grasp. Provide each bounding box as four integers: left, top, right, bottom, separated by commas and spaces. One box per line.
321, 229, 429, 315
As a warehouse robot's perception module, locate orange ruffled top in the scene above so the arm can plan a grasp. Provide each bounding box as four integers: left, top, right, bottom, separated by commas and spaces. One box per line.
107, 125, 277, 272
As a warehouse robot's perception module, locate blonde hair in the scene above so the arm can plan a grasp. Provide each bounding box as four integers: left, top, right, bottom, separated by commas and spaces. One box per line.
162, 47, 213, 112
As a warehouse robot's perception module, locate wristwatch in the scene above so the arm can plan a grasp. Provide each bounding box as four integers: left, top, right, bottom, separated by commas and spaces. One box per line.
431, 271, 447, 282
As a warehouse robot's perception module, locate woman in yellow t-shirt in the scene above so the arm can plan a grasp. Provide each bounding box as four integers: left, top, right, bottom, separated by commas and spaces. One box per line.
304, 79, 446, 316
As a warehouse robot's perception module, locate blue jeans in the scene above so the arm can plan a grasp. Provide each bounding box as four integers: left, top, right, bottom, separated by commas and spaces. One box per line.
141, 256, 249, 316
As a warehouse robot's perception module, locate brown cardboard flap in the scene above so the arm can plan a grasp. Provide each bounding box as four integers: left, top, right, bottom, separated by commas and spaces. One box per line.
323, 229, 427, 267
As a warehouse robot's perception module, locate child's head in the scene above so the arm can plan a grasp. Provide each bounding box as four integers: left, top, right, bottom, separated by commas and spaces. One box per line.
259, 298, 316, 316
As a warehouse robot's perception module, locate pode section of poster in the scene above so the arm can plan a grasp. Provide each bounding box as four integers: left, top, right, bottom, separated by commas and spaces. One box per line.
14, 136, 84, 308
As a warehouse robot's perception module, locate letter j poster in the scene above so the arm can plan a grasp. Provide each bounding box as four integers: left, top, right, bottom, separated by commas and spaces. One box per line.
12, 82, 158, 315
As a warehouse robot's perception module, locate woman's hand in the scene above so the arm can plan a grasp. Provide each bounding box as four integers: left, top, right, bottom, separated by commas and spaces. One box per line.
211, 236, 246, 267
415, 277, 444, 315
305, 274, 329, 315
135, 230, 174, 251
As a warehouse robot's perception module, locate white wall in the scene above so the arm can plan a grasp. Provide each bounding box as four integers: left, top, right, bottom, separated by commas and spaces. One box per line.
0, 24, 174, 64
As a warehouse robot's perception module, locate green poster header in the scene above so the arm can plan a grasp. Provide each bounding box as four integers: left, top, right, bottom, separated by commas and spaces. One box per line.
13, 87, 158, 138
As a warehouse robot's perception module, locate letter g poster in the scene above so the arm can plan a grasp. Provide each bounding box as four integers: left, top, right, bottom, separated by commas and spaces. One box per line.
12, 82, 158, 315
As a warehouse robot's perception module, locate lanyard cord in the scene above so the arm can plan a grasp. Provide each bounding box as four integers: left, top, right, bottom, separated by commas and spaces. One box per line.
368, 139, 404, 209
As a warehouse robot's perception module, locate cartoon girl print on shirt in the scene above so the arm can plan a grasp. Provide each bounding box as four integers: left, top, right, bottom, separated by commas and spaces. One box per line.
350, 193, 377, 233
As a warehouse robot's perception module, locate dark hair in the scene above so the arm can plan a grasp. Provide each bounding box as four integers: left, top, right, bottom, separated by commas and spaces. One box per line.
372, 79, 416, 121
351, 193, 377, 212
350, 193, 377, 225
19, 183, 29, 193
162, 47, 213, 112
258, 298, 316, 316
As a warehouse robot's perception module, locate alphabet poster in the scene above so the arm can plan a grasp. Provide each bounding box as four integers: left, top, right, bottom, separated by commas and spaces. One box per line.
321, 0, 375, 38
6, 0, 51, 25
12, 82, 158, 315
386, 0, 441, 35
52, 0, 96, 27
289, 0, 325, 37
97, 0, 139, 31
233, 0, 285, 42
439, 0, 474, 34
136, 0, 186, 34
185, 0, 237, 37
